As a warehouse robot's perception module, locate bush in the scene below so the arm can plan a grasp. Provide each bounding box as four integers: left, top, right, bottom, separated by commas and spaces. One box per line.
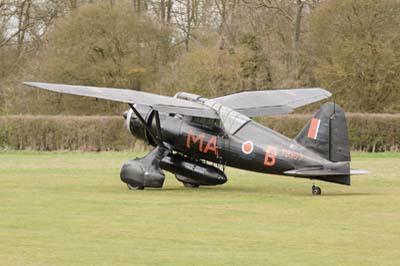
0, 114, 399, 152
0, 115, 146, 151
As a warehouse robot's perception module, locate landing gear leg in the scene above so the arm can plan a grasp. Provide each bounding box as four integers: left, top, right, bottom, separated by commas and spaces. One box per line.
311, 181, 322, 195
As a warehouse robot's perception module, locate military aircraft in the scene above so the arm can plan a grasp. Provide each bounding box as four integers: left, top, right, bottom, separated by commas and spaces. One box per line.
24, 82, 366, 195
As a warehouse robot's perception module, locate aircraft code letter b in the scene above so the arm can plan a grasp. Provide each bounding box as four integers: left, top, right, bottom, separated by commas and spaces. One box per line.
264, 146, 277, 166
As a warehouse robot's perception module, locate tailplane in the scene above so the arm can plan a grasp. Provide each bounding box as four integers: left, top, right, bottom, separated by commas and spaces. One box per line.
295, 102, 350, 162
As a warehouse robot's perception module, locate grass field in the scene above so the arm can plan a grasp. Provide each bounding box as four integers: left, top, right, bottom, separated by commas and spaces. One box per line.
0, 151, 399, 266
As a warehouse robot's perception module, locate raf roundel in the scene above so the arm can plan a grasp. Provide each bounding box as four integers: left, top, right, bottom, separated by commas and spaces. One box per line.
241, 141, 254, 155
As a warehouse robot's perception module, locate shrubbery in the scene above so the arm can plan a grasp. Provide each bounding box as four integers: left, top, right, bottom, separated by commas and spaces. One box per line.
0, 114, 399, 152
0, 116, 144, 151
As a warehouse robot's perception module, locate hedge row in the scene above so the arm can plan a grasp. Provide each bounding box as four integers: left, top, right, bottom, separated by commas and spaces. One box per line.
261, 114, 400, 152
0, 114, 399, 152
0, 116, 146, 151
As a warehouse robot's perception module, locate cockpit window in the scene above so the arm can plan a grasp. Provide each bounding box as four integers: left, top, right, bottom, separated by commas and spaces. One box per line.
190, 116, 220, 129
204, 99, 251, 135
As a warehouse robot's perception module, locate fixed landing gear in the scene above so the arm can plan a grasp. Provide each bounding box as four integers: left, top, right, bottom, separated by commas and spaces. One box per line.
312, 185, 321, 195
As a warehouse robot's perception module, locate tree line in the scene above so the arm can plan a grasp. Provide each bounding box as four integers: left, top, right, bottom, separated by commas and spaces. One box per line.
0, 0, 399, 115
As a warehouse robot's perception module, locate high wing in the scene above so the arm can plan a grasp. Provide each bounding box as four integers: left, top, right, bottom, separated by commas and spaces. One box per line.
211, 88, 331, 117
23, 82, 218, 118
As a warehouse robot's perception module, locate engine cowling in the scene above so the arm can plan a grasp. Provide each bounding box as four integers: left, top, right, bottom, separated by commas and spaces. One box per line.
123, 105, 157, 146
159, 154, 227, 186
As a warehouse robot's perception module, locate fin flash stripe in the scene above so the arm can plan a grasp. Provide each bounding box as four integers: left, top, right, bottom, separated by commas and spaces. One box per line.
307, 118, 320, 140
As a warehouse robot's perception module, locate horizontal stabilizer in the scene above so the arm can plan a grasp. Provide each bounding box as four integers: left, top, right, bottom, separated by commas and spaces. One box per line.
284, 163, 351, 185
284, 168, 349, 177
350, 169, 370, 175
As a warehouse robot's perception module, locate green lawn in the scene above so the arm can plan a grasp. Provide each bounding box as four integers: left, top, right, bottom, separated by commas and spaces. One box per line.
0, 151, 399, 266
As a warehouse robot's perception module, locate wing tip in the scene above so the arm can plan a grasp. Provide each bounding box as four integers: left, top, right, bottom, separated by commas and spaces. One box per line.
23, 81, 42, 88
315, 87, 332, 98
350, 169, 370, 175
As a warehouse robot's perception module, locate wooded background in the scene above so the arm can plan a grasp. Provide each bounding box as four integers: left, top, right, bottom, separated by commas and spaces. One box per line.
0, 0, 399, 151
1, 0, 399, 115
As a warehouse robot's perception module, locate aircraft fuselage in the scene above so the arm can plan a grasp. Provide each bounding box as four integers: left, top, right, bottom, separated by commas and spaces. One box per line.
131, 110, 335, 179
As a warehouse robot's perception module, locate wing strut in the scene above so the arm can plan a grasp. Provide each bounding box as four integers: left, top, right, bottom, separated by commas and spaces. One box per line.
154, 110, 163, 144
129, 104, 158, 145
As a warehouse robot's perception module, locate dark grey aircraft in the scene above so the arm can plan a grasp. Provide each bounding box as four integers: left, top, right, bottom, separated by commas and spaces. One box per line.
24, 82, 367, 195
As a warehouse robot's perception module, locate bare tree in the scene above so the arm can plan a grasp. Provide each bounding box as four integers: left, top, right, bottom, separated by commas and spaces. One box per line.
241, 0, 318, 80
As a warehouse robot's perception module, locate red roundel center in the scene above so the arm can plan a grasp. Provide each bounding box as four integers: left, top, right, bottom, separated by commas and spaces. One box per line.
242, 141, 254, 154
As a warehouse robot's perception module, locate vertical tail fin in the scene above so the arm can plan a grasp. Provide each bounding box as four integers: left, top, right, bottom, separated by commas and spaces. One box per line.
295, 102, 350, 162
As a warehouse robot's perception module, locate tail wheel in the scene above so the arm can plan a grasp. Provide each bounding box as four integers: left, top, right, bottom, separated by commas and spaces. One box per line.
312, 185, 321, 195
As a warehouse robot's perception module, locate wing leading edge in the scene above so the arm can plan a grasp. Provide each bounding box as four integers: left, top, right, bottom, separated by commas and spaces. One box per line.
23, 82, 218, 118
211, 88, 332, 117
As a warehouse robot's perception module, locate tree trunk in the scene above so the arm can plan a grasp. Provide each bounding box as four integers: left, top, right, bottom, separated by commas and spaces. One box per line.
185, 0, 191, 51
17, 0, 32, 57
292, 0, 305, 79
133, 0, 141, 13
166, 0, 173, 24
160, 0, 166, 21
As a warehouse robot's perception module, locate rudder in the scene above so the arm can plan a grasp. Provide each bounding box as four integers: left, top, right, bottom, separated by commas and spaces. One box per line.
295, 102, 350, 162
